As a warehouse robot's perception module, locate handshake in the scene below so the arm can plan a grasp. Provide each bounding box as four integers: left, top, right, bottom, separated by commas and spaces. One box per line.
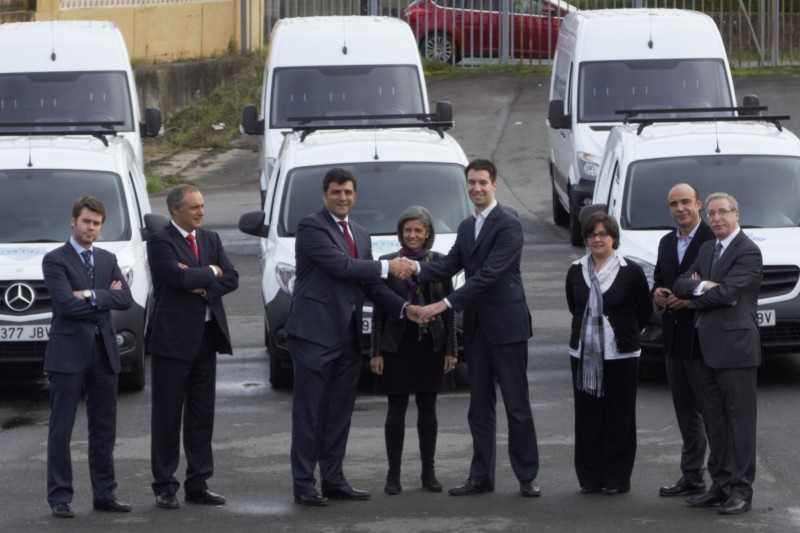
406, 300, 448, 325
387, 256, 417, 280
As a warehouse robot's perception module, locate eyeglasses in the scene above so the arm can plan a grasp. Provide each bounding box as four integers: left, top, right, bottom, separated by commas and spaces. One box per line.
706, 208, 737, 219
587, 231, 611, 240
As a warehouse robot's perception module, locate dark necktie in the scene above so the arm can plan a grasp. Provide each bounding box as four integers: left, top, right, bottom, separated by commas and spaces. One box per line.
711, 241, 723, 269
338, 221, 356, 258
81, 249, 95, 286
186, 233, 199, 260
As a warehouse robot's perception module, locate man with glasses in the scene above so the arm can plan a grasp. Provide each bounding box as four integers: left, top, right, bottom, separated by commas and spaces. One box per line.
674, 192, 763, 515
653, 183, 715, 499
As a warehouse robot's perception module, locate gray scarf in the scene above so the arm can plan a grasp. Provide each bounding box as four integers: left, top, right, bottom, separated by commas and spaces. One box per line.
577, 255, 605, 397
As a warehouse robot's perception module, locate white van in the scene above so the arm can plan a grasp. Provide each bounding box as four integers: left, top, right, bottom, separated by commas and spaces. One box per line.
238, 110, 469, 388
240, 16, 430, 204
547, 9, 738, 245
585, 110, 800, 356
0, 126, 165, 390
0, 20, 162, 174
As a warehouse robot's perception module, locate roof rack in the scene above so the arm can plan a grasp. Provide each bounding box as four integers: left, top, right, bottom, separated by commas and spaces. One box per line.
0, 121, 122, 146
615, 107, 790, 135
287, 109, 454, 141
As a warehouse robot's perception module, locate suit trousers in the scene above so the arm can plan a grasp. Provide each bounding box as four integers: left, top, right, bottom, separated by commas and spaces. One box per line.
288, 316, 361, 495
571, 355, 638, 491
47, 336, 118, 505
151, 321, 218, 495
465, 322, 539, 485
664, 353, 707, 481
702, 362, 758, 501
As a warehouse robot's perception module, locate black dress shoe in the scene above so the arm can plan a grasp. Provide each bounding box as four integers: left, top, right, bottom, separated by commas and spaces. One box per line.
659, 477, 706, 497
185, 489, 226, 505
686, 490, 728, 507
51, 503, 74, 518
323, 485, 371, 500
718, 497, 751, 515
519, 480, 541, 497
294, 492, 328, 506
93, 497, 132, 512
448, 478, 494, 496
604, 486, 630, 495
580, 486, 603, 494
155, 491, 180, 509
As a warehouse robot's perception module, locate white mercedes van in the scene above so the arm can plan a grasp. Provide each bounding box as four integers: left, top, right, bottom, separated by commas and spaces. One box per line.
0, 20, 162, 175
547, 9, 738, 245
585, 109, 800, 356
240, 16, 431, 205
0, 125, 165, 390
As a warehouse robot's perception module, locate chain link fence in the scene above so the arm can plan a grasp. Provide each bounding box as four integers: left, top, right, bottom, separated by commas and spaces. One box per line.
256, 0, 798, 66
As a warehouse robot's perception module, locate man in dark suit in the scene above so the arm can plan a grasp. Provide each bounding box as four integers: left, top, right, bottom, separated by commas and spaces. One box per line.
674, 192, 762, 515
43, 196, 133, 518
287, 168, 419, 506
653, 183, 715, 498
147, 184, 239, 509
414, 159, 540, 498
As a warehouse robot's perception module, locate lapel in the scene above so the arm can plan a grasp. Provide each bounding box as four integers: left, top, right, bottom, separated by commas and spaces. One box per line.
681, 221, 712, 271
471, 205, 500, 257
63, 242, 93, 288
319, 209, 353, 257
166, 223, 199, 266
711, 231, 743, 278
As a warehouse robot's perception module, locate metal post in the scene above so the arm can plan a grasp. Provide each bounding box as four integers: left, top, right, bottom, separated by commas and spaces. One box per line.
500, 0, 510, 64
241, 0, 249, 51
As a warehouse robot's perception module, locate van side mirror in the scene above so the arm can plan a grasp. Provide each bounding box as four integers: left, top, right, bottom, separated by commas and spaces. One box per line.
141, 108, 162, 137
142, 213, 169, 239
740, 94, 760, 116
239, 210, 269, 238
578, 203, 607, 225
241, 104, 264, 135
548, 99, 570, 129
435, 101, 453, 125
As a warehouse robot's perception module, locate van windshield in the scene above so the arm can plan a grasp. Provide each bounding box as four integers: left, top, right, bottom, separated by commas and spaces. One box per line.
578, 59, 733, 122
270, 65, 426, 127
621, 155, 800, 230
279, 162, 471, 236
0, 170, 130, 243
0, 72, 134, 132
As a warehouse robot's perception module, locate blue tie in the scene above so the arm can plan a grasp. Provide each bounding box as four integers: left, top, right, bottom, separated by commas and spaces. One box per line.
81, 249, 95, 286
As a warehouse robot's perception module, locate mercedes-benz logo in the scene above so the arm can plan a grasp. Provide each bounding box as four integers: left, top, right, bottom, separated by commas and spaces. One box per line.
4, 283, 36, 312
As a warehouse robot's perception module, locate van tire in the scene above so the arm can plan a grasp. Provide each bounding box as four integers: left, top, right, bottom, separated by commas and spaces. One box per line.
119, 345, 146, 391
568, 191, 583, 246
552, 177, 569, 226
423, 32, 458, 63
268, 334, 293, 389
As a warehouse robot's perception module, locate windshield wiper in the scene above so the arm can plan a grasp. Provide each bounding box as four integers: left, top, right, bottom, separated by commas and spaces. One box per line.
6, 239, 62, 243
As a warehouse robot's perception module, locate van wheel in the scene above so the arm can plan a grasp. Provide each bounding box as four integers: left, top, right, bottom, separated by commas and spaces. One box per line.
423, 33, 457, 63
119, 345, 146, 391
268, 334, 293, 389
568, 191, 583, 246
552, 177, 569, 226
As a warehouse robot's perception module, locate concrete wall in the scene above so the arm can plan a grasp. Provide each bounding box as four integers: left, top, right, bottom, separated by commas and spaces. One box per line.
31, 0, 263, 62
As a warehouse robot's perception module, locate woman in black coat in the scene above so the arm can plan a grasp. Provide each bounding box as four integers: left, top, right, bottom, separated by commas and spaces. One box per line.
370, 206, 457, 495
565, 212, 653, 495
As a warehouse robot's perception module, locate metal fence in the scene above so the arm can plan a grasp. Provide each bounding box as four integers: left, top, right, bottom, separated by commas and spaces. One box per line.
257, 0, 798, 66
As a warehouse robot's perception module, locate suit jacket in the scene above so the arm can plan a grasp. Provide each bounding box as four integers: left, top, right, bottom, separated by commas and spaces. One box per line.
652, 221, 716, 358
673, 230, 763, 369
371, 250, 457, 357
285, 209, 406, 358
417, 204, 532, 346
146, 223, 238, 359
42, 242, 133, 373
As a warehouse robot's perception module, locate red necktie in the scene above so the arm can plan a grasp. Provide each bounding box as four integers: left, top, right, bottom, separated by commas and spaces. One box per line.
186, 233, 199, 260
338, 221, 356, 257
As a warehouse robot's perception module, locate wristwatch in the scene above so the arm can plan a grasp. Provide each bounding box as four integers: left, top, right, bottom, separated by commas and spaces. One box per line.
83, 289, 92, 302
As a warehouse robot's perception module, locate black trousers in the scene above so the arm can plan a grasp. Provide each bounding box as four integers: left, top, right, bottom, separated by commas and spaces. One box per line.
151, 322, 218, 495
664, 353, 707, 481
571, 356, 638, 491
47, 336, 118, 505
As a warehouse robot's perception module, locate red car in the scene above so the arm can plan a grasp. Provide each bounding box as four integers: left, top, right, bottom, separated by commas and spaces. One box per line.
405, 0, 573, 63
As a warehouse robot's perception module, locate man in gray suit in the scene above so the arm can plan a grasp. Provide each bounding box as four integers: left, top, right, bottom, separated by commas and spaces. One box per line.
674, 192, 762, 515
43, 196, 133, 518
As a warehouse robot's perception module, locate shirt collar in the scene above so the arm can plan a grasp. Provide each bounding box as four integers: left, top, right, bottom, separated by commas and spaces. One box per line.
171, 220, 195, 239
328, 212, 350, 226
69, 237, 92, 255
718, 226, 741, 249
677, 220, 701, 240
474, 200, 498, 220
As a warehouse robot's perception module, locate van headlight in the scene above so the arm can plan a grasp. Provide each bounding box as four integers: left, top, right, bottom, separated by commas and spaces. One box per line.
275, 262, 296, 294
625, 256, 655, 290
577, 152, 600, 179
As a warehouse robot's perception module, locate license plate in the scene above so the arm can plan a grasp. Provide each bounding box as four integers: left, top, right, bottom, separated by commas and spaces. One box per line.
0, 325, 50, 342
757, 310, 776, 327
362, 317, 372, 334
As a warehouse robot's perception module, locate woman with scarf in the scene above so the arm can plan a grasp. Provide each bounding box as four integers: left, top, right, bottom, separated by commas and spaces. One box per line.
565, 212, 652, 495
370, 206, 457, 495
